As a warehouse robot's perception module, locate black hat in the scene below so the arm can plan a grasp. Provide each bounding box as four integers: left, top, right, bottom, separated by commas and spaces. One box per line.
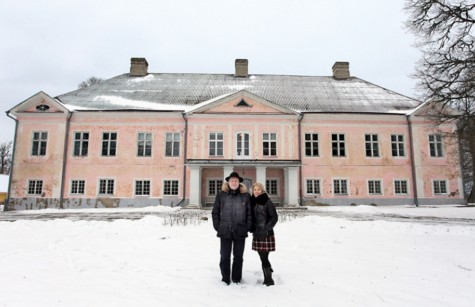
225, 172, 243, 183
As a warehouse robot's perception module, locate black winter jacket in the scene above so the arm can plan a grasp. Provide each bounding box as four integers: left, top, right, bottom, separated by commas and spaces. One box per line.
250, 193, 278, 239
212, 183, 252, 239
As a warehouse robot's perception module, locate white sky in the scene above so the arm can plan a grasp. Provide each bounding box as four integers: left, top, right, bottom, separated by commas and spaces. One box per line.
0, 0, 421, 142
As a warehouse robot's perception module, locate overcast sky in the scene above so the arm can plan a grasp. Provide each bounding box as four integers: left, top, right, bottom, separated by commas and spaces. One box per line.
0, 0, 421, 142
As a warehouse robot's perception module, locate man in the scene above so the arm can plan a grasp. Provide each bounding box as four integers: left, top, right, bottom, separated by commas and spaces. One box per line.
212, 171, 252, 285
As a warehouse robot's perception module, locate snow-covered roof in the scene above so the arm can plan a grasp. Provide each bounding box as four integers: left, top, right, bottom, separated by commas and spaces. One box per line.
0, 175, 9, 193
56, 73, 421, 114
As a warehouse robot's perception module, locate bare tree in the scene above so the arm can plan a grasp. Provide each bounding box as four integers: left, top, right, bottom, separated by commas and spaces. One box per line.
78, 76, 104, 89
405, 0, 475, 202
0, 141, 12, 175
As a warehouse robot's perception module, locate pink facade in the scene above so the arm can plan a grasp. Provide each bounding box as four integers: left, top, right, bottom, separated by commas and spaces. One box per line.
5, 60, 466, 210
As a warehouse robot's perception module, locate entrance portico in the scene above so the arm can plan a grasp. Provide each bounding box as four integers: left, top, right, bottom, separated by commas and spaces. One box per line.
187, 160, 300, 208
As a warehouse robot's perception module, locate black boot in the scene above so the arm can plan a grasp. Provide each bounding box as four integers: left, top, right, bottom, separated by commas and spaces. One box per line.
262, 267, 275, 286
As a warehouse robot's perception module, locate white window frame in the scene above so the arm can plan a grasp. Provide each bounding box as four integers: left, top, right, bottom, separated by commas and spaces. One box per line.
266, 178, 279, 196
135, 179, 151, 196
304, 133, 319, 157
163, 179, 179, 196
332, 178, 349, 196
365, 134, 380, 157
262, 133, 277, 156
209, 132, 224, 156
306, 178, 321, 195
433, 179, 448, 195
207, 178, 224, 196
165, 132, 181, 157
73, 131, 89, 157
368, 179, 383, 195
98, 178, 115, 195
70, 179, 86, 195
236, 132, 251, 158
331, 133, 346, 157
27, 179, 43, 195
391, 134, 405, 157
101, 132, 117, 157
429, 134, 444, 157
31, 131, 48, 156
394, 179, 409, 195
137, 132, 152, 157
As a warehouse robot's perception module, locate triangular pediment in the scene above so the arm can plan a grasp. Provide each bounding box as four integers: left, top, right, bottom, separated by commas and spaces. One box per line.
9, 91, 69, 115
408, 99, 460, 118
185, 90, 299, 115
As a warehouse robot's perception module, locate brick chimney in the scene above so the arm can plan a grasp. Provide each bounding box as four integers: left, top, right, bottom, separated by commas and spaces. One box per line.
235, 59, 248, 78
130, 57, 149, 77
332, 61, 350, 80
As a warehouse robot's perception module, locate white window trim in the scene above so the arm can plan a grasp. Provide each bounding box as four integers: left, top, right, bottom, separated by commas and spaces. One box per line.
207, 178, 224, 197
304, 133, 320, 157
266, 177, 280, 196
235, 132, 251, 159
69, 179, 86, 196
428, 134, 444, 158
163, 179, 180, 196
97, 178, 115, 196
364, 133, 380, 158
165, 132, 181, 158
26, 179, 43, 196
367, 178, 383, 196
305, 177, 322, 195
134, 178, 152, 197
331, 132, 347, 158
101, 131, 118, 157
31, 131, 48, 157
332, 177, 350, 196
208, 132, 224, 157
72, 131, 90, 157
432, 179, 449, 195
137, 132, 153, 158
262, 132, 278, 157
393, 179, 410, 196
391, 134, 406, 158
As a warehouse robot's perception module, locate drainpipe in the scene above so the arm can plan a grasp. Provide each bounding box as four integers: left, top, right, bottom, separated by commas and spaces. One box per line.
297, 113, 304, 206
406, 115, 419, 207
180, 113, 188, 207
59, 111, 73, 209
4, 111, 18, 211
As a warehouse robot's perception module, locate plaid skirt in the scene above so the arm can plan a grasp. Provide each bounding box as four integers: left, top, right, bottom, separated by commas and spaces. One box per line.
252, 235, 276, 252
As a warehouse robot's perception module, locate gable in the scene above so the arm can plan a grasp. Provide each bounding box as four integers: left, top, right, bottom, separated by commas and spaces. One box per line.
185, 90, 299, 115
9, 91, 69, 115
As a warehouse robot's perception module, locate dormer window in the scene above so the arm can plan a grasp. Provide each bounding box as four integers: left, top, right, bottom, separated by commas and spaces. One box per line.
36, 104, 50, 111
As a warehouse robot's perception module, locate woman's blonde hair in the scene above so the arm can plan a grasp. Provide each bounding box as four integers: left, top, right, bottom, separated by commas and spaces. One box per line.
251, 182, 266, 193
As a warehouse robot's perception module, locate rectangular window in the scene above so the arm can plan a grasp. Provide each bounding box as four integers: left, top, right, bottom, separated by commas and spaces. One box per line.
306, 179, 321, 194
32, 132, 48, 156
27, 180, 43, 195
429, 134, 443, 157
137, 133, 152, 157
266, 179, 278, 195
208, 179, 223, 196
263, 133, 277, 156
73, 132, 89, 156
236, 133, 250, 157
165, 133, 180, 157
305, 133, 319, 156
164, 180, 179, 195
102, 132, 117, 156
99, 179, 114, 195
333, 179, 348, 195
368, 180, 382, 195
433, 180, 448, 195
365, 134, 379, 157
70, 180, 85, 194
331, 133, 346, 157
209, 133, 224, 156
394, 180, 408, 195
391, 134, 405, 157
135, 180, 151, 196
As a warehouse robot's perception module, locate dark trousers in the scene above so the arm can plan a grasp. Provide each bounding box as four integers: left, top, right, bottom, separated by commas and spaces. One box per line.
258, 251, 271, 268
220, 237, 246, 282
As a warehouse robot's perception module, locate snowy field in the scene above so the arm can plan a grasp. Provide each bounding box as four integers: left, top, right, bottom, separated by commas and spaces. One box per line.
1, 205, 474, 307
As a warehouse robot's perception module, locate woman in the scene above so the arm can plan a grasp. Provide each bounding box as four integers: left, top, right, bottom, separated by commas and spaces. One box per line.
250, 182, 278, 286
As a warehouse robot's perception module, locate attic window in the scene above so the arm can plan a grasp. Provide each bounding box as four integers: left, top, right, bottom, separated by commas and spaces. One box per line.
36, 104, 50, 112
236, 99, 252, 107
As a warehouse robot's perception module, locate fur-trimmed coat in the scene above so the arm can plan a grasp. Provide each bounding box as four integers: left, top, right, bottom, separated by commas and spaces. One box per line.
212, 183, 252, 239
250, 193, 278, 239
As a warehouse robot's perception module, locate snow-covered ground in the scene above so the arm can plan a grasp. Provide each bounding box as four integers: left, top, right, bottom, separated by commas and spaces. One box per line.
1, 205, 474, 307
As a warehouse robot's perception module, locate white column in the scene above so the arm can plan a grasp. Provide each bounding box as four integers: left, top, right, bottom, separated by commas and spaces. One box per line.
256, 166, 266, 186
286, 167, 299, 206
189, 165, 202, 207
